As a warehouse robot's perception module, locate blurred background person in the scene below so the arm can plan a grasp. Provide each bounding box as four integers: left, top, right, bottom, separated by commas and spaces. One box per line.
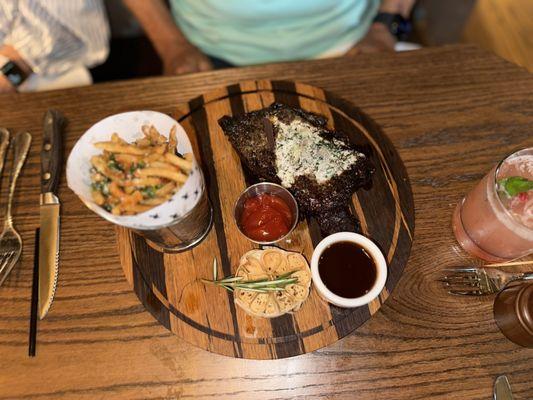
0, 0, 109, 93
123, 0, 416, 75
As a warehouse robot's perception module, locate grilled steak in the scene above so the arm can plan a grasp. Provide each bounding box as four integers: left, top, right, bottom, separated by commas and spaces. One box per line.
218, 103, 374, 235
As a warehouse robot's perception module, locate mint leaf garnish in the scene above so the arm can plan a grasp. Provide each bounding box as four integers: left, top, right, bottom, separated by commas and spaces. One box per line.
498, 176, 533, 197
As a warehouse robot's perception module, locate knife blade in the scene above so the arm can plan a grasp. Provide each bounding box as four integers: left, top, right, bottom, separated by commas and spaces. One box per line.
38, 110, 65, 320
494, 375, 514, 400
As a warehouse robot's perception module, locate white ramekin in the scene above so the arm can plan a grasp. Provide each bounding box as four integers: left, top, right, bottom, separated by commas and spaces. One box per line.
310, 232, 387, 308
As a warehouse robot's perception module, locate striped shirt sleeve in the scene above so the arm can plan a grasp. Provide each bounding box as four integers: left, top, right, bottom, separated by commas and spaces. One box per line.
1, 0, 110, 75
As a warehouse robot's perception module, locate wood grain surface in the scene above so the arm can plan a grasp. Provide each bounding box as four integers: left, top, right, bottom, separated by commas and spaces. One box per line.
0, 45, 532, 399
118, 80, 414, 359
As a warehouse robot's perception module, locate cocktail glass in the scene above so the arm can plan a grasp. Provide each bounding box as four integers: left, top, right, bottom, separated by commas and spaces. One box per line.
452, 148, 533, 261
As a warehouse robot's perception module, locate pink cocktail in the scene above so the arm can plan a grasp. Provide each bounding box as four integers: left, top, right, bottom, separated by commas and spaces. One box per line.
452, 148, 533, 261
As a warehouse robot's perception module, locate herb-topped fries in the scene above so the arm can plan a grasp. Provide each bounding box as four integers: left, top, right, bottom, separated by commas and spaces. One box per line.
90, 125, 193, 215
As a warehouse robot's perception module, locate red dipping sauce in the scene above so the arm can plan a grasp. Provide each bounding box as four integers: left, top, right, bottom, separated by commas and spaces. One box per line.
240, 193, 293, 242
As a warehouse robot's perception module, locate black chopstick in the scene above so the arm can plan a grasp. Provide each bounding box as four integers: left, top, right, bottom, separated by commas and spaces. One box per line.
28, 228, 39, 357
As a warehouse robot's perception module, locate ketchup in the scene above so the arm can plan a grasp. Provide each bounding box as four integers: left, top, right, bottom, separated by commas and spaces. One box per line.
240, 193, 293, 242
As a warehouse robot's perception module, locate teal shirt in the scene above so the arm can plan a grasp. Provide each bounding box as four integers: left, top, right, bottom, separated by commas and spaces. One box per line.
170, 0, 380, 65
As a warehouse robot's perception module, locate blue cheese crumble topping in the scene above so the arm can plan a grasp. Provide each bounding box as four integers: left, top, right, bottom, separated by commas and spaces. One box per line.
272, 117, 362, 187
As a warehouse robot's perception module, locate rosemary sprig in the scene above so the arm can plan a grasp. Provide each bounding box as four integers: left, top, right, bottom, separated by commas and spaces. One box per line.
202, 258, 299, 293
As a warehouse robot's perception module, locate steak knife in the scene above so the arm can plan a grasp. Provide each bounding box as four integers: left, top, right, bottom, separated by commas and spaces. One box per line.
494, 375, 514, 400
38, 110, 65, 319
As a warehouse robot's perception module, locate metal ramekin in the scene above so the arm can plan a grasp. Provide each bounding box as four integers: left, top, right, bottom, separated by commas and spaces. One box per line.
233, 182, 299, 245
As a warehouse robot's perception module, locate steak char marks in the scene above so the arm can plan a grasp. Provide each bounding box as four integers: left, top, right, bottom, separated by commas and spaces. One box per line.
219, 103, 374, 236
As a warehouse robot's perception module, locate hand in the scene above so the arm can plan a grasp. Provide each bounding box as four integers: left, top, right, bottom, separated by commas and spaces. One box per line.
0, 74, 16, 94
161, 43, 213, 75
346, 23, 396, 56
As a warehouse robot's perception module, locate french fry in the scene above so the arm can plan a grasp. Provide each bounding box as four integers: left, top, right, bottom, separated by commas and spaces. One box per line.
184, 153, 193, 162
128, 204, 154, 213
164, 152, 192, 172
91, 190, 105, 205
156, 182, 176, 197
138, 167, 188, 183
111, 133, 127, 144
90, 155, 105, 169
136, 137, 151, 148
109, 181, 126, 198
91, 155, 123, 181
145, 153, 163, 163
150, 161, 178, 170
91, 125, 190, 215
141, 125, 151, 137
149, 125, 160, 144
141, 196, 170, 206
152, 144, 167, 155
121, 191, 143, 208
120, 177, 163, 187
169, 125, 177, 151
115, 154, 141, 165
94, 142, 146, 155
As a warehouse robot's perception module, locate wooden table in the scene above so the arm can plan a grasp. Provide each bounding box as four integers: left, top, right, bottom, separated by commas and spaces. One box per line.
0, 44, 532, 400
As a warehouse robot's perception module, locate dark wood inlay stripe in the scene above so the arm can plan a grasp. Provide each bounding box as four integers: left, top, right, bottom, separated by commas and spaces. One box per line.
325, 91, 415, 235
130, 232, 167, 298
227, 83, 247, 116
131, 246, 170, 330
271, 80, 309, 357
189, 94, 243, 358
329, 108, 396, 253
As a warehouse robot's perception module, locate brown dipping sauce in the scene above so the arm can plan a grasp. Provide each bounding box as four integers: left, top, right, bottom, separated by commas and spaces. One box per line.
318, 241, 377, 298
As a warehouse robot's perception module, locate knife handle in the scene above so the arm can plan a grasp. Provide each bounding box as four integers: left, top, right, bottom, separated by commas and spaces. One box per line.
41, 110, 65, 194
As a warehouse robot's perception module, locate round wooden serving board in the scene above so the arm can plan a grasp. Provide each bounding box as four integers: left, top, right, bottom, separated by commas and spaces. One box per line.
117, 80, 415, 359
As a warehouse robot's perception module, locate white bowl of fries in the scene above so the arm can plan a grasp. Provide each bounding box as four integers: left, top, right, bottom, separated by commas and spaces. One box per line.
67, 111, 205, 230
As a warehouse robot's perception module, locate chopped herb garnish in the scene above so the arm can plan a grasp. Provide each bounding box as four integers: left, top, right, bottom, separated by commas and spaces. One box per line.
498, 176, 533, 197
91, 181, 110, 196
107, 154, 123, 172
141, 186, 157, 198
129, 161, 146, 174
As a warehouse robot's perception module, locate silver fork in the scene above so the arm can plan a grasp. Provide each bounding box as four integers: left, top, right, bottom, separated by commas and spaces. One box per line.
0, 131, 32, 286
441, 267, 533, 295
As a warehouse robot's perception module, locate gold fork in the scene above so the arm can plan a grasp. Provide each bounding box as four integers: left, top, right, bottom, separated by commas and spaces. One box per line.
441, 267, 533, 295
0, 131, 32, 286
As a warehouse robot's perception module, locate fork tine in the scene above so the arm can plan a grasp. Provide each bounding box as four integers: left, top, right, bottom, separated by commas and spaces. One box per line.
0, 251, 16, 284
0, 252, 12, 273
444, 272, 479, 279
441, 273, 480, 280
440, 274, 480, 285
442, 268, 479, 273
448, 289, 484, 296
442, 281, 481, 290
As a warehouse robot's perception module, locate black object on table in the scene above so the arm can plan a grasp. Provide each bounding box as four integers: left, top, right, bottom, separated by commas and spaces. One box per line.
28, 228, 39, 357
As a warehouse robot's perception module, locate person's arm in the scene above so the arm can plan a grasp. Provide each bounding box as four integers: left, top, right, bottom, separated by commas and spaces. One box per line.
0, 0, 109, 93
348, 0, 416, 55
123, 0, 212, 75
379, 0, 416, 18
